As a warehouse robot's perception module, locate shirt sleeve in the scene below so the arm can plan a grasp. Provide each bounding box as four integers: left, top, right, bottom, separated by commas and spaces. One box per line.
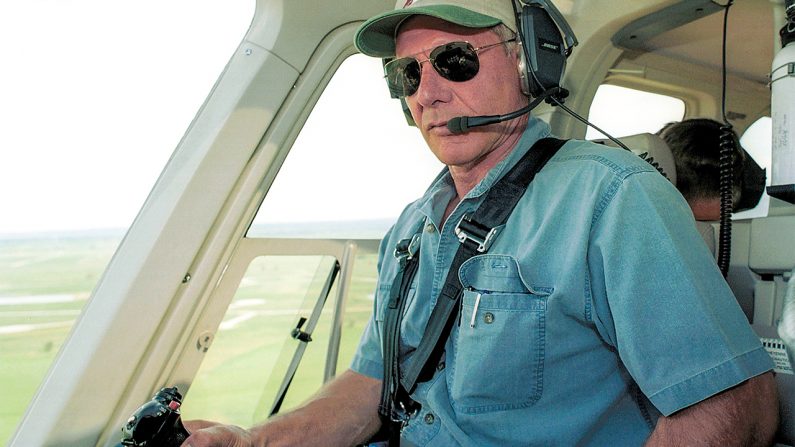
349, 228, 394, 380
350, 318, 385, 379
587, 169, 773, 416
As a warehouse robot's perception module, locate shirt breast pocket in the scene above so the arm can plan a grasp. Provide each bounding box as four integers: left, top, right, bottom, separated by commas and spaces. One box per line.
448, 254, 551, 414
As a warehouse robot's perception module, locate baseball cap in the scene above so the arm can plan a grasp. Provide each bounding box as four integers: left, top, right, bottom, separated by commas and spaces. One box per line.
354, 0, 518, 58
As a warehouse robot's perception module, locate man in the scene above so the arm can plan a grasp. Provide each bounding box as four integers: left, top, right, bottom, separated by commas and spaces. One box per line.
184, 1, 778, 445
657, 118, 765, 221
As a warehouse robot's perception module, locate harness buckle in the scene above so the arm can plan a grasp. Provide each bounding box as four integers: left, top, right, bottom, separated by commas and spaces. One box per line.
454, 214, 499, 252
394, 233, 421, 260
391, 396, 419, 427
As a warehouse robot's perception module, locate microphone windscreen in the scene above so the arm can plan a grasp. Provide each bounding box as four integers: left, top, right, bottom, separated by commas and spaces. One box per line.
447, 117, 467, 134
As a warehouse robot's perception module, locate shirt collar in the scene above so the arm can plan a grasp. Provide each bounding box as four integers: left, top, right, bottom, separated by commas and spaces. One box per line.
465, 116, 552, 199
415, 116, 552, 223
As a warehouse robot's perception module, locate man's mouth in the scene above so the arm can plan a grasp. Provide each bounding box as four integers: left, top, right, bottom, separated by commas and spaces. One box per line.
426, 120, 450, 133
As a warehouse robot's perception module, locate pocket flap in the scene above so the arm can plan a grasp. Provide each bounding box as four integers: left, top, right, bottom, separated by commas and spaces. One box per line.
459, 254, 530, 293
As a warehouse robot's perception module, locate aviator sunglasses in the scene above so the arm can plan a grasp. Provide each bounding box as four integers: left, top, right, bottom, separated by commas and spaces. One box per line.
384, 39, 516, 99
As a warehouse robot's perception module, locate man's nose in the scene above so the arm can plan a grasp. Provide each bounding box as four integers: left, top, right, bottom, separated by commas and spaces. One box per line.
415, 61, 452, 107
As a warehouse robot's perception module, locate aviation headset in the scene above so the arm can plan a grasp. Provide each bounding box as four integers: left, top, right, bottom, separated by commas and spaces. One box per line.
391, 0, 578, 126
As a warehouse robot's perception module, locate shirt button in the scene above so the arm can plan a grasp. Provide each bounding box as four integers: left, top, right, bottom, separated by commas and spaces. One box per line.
424, 413, 435, 424
484, 312, 495, 324
425, 223, 435, 233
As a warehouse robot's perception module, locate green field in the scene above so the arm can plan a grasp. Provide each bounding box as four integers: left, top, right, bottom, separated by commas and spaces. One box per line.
0, 233, 122, 445
0, 233, 379, 445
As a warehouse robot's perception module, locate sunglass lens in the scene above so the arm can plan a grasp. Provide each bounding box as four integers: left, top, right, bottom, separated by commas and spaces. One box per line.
432, 42, 479, 82
385, 58, 421, 98
402, 59, 421, 96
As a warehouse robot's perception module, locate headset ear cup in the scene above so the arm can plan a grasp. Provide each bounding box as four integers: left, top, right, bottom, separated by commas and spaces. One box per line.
516, 43, 531, 97
518, 2, 568, 97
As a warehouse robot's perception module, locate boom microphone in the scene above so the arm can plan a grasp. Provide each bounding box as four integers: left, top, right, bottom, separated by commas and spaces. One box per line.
446, 88, 565, 134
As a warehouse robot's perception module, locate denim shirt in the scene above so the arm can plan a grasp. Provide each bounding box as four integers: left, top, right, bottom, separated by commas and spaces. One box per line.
351, 117, 773, 446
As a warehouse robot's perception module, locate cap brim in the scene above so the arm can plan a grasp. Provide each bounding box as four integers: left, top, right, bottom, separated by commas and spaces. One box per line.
355, 5, 502, 58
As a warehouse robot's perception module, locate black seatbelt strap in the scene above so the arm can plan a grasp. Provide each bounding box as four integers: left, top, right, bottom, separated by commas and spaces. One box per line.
379, 137, 567, 438
379, 227, 423, 434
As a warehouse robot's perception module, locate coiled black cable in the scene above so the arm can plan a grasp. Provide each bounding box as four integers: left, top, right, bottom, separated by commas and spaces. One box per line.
717, 124, 734, 277
716, 0, 734, 278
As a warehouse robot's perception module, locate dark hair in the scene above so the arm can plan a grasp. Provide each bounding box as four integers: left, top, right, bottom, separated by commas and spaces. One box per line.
657, 118, 746, 207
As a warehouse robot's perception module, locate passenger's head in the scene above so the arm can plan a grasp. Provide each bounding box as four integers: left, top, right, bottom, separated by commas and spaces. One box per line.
658, 118, 758, 220
355, 1, 530, 168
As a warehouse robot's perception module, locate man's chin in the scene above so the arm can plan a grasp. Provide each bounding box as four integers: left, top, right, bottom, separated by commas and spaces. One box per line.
430, 147, 481, 168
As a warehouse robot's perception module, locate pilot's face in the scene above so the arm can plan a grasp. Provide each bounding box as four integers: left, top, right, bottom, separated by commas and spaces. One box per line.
395, 16, 528, 175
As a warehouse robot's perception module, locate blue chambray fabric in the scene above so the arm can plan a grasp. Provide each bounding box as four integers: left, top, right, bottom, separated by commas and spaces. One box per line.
350, 116, 773, 446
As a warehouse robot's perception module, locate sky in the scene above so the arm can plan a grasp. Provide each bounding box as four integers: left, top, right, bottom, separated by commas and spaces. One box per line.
0, 0, 254, 235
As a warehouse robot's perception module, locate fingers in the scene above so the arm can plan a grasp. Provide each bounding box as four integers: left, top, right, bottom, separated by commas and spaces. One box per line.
183, 419, 222, 433
180, 423, 254, 447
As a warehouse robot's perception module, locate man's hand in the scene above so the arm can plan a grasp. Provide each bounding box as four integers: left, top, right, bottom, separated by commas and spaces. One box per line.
181, 420, 256, 447
646, 372, 779, 446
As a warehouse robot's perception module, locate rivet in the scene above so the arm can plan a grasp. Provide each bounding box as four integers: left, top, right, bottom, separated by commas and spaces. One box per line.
424, 413, 435, 424
182, 273, 191, 284
484, 312, 495, 324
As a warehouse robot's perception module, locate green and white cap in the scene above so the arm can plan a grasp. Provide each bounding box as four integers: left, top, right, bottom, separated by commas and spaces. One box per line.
354, 0, 517, 58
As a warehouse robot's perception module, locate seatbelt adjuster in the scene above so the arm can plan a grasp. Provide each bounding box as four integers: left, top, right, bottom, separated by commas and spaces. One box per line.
394, 233, 421, 260
454, 213, 499, 252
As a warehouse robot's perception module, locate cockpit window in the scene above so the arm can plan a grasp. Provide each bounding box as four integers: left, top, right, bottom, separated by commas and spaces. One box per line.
585, 84, 685, 140
183, 255, 341, 423
0, 1, 253, 443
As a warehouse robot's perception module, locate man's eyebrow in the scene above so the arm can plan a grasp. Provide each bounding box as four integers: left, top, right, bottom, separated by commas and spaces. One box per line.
395, 40, 471, 59
395, 38, 509, 59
